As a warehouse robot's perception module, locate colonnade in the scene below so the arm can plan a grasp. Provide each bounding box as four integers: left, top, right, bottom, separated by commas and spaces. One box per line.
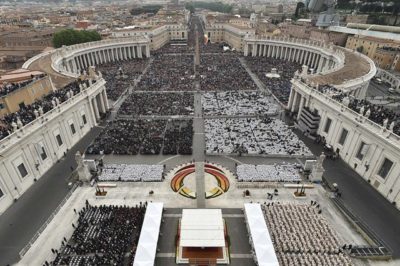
244, 43, 334, 73
89, 87, 109, 124
287, 87, 309, 121
64, 44, 150, 74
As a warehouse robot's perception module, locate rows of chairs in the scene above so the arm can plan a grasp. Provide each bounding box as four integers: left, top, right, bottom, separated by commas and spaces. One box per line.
98, 164, 164, 182
237, 164, 301, 182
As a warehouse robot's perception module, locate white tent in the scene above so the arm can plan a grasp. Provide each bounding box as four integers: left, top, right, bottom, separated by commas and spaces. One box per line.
133, 202, 163, 266
180, 209, 225, 247
244, 203, 279, 266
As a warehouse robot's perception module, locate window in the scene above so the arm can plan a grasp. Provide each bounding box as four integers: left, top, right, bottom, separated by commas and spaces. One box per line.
324, 118, 332, 133
17, 163, 28, 178
82, 114, 87, 125
377, 158, 393, 179
39, 145, 47, 160
356, 142, 367, 160
56, 134, 63, 146
70, 123, 76, 135
338, 129, 348, 145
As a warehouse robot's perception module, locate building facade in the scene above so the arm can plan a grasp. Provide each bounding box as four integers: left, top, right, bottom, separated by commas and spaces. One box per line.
0, 77, 108, 214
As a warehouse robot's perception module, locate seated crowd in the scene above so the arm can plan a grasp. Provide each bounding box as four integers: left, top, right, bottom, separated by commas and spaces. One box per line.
199, 54, 257, 91
245, 57, 302, 104
138, 54, 194, 91
96, 59, 148, 101
86, 119, 193, 155
49, 203, 146, 266
205, 117, 312, 156
0, 79, 93, 140
237, 163, 301, 182
263, 202, 353, 266
98, 164, 164, 182
118, 92, 194, 117
202, 91, 278, 116
0, 73, 47, 97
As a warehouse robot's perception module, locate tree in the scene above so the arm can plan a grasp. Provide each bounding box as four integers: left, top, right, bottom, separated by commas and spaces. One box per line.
53, 29, 101, 48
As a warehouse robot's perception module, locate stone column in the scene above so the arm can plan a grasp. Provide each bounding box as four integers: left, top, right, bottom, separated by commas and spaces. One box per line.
97, 93, 106, 114
297, 95, 305, 120
267, 45, 272, 57
252, 43, 256, 56
88, 98, 97, 126
287, 87, 295, 110
92, 97, 100, 120
127, 46, 132, 59
138, 46, 143, 58
146, 45, 150, 57
133, 46, 137, 58
291, 90, 298, 113
244, 43, 249, 56
103, 89, 110, 110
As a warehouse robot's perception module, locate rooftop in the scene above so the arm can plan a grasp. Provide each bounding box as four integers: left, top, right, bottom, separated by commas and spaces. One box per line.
308, 48, 371, 86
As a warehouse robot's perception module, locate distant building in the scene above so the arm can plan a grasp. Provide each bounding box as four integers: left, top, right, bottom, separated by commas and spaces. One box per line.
373, 47, 400, 71
345, 35, 400, 60
310, 29, 348, 46
0, 28, 56, 47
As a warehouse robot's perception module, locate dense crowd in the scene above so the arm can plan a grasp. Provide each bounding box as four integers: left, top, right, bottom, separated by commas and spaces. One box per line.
202, 91, 278, 116
138, 54, 194, 91
0, 74, 47, 97
99, 164, 164, 182
86, 119, 193, 155
237, 164, 301, 182
245, 57, 302, 104
205, 117, 312, 156
118, 92, 194, 117
316, 84, 400, 136
97, 59, 148, 101
263, 202, 353, 266
0, 79, 93, 140
50, 203, 146, 266
199, 54, 257, 91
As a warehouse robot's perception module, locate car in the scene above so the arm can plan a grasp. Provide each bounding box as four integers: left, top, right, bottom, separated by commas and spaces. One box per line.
388, 88, 395, 93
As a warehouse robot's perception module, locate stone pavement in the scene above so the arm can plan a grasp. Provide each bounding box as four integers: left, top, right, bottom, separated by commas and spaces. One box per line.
0, 126, 103, 266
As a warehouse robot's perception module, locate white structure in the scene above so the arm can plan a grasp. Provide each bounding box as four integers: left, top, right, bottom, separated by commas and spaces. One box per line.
177, 209, 229, 264
180, 209, 225, 247
133, 202, 163, 266
244, 203, 279, 266
290, 78, 400, 207
376, 68, 400, 92
0, 77, 108, 214
23, 37, 151, 79
111, 24, 189, 51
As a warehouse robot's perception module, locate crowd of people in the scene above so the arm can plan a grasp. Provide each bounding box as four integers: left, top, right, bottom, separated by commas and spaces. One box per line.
263, 202, 353, 266
0, 79, 93, 140
50, 203, 146, 266
118, 92, 194, 117
202, 91, 278, 116
97, 59, 148, 101
199, 54, 257, 91
98, 164, 164, 182
205, 117, 312, 156
245, 57, 302, 104
315, 84, 400, 136
138, 54, 194, 91
237, 163, 301, 182
86, 119, 193, 155
0, 73, 47, 97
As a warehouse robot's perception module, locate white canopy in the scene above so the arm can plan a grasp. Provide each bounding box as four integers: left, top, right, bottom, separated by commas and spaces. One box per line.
133, 202, 163, 266
244, 203, 279, 266
180, 209, 225, 247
